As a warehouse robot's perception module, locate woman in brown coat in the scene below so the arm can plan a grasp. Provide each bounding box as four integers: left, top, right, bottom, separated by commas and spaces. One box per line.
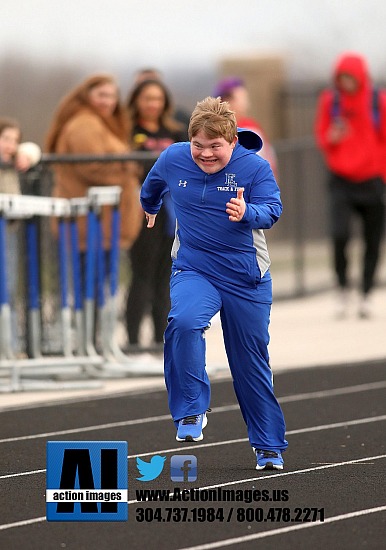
45, 74, 142, 251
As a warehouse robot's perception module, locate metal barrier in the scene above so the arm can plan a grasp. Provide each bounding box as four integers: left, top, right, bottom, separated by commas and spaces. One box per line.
2, 141, 384, 392
32, 144, 386, 301
0, 193, 102, 391
0, 186, 163, 392
36, 145, 331, 300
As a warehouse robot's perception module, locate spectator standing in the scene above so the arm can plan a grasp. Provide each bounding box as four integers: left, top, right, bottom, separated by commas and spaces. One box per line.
315, 53, 386, 318
45, 74, 142, 254
0, 118, 41, 353
133, 68, 191, 130
213, 77, 278, 178
125, 79, 186, 349
140, 97, 287, 470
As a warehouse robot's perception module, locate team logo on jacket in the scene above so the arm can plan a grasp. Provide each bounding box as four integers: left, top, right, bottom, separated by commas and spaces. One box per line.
225, 173, 237, 185
217, 173, 239, 192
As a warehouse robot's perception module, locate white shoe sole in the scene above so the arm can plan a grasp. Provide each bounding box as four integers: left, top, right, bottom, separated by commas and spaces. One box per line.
176, 413, 207, 442
255, 462, 283, 471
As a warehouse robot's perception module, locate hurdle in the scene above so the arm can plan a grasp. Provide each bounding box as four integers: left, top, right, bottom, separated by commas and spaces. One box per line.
0, 193, 102, 392
85, 186, 164, 377
69, 197, 89, 356
66, 192, 121, 379
0, 210, 13, 361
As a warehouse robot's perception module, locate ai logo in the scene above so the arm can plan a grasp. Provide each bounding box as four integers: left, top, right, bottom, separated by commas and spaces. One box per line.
46, 441, 128, 522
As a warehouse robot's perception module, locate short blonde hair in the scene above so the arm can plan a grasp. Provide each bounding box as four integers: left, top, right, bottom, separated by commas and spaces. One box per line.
188, 97, 237, 144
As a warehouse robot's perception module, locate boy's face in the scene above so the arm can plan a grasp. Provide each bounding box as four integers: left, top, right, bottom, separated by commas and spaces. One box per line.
0, 127, 20, 162
190, 130, 237, 174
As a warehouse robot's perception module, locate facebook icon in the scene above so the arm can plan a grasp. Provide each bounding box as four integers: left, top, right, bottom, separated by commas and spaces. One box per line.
170, 455, 197, 482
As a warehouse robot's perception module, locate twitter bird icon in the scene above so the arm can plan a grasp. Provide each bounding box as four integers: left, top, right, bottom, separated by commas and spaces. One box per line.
136, 455, 166, 481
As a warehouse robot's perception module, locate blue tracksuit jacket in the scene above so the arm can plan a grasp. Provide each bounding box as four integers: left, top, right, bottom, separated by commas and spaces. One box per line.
140, 140, 282, 289
140, 136, 287, 452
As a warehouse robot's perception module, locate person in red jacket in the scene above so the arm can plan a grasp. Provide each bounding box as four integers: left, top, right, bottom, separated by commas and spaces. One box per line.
315, 52, 386, 318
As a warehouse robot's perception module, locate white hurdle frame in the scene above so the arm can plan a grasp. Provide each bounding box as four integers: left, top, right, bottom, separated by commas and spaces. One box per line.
86, 187, 163, 377
0, 194, 102, 392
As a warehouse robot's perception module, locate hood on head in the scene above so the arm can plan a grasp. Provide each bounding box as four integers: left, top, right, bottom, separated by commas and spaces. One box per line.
333, 52, 370, 91
237, 128, 263, 152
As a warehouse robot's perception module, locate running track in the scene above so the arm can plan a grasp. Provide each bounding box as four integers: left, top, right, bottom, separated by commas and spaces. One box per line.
0, 360, 385, 549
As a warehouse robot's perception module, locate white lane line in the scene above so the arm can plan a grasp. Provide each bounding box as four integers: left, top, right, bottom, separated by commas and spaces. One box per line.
278, 380, 386, 403
2, 416, 385, 482
1, 381, 386, 445
177, 505, 386, 550
0, 414, 171, 444
0, 469, 45, 480
129, 414, 386, 458
127, 454, 386, 504
0, 516, 46, 532
1, 458, 385, 533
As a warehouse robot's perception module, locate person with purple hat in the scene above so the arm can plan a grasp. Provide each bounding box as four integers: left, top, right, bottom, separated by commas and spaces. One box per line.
214, 77, 278, 178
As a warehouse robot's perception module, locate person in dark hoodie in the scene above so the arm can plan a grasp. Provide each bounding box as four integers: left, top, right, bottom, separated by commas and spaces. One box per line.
315, 52, 386, 318
140, 97, 287, 471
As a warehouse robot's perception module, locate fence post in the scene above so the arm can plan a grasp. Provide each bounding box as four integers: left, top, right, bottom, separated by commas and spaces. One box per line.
292, 146, 306, 297
0, 213, 14, 360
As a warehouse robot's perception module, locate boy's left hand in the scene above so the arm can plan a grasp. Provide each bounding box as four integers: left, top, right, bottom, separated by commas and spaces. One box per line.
226, 187, 246, 222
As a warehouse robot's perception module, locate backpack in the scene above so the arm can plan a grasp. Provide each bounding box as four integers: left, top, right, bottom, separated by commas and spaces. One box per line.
331, 88, 381, 129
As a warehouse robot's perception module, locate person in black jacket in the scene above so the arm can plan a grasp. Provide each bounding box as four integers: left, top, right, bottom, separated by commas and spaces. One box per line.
125, 78, 187, 349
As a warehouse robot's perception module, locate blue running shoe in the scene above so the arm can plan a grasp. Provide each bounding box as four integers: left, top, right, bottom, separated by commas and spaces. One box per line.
176, 413, 208, 442
254, 448, 284, 470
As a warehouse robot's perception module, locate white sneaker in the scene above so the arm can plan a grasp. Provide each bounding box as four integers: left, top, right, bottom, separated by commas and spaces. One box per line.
176, 413, 208, 442
335, 289, 349, 319
358, 296, 372, 319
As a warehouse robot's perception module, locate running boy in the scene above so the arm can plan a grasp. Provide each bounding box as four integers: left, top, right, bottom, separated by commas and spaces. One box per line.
140, 97, 287, 470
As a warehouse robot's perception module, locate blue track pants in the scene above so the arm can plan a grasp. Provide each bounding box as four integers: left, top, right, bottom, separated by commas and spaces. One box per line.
164, 269, 288, 451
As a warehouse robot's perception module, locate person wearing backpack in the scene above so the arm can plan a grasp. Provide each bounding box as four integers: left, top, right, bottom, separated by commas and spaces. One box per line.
315, 52, 386, 318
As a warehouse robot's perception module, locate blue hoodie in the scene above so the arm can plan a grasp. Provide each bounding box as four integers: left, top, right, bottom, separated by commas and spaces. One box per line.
140, 130, 282, 289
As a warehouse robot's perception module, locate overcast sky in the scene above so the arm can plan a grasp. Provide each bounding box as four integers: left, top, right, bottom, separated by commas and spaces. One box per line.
2, 0, 386, 81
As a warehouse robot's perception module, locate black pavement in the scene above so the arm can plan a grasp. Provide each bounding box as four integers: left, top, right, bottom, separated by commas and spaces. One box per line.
0, 360, 385, 549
